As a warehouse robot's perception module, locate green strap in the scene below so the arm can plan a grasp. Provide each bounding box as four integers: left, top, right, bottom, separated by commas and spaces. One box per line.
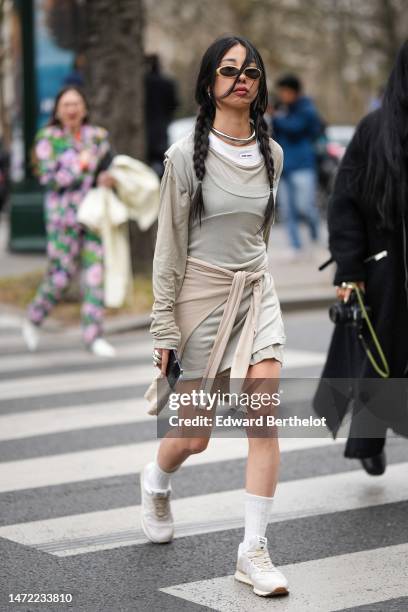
350, 283, 390, 378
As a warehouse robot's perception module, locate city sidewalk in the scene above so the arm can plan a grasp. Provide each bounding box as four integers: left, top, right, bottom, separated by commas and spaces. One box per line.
268, 219, 335, 309
0, 214, 335, 334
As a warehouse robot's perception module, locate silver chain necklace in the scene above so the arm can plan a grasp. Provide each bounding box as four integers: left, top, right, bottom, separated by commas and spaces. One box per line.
210, 120, 256, 144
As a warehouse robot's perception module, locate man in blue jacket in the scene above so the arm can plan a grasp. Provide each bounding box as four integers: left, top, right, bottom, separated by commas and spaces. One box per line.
272, 74, 322, 258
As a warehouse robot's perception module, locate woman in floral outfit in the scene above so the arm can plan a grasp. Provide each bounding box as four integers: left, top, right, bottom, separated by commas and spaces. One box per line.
22, 85, 116, 357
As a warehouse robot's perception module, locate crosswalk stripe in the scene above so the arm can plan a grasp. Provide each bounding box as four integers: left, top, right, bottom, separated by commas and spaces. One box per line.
160, 542, 408, 611
0, 331, 145, 352
0, 437, 341, 493
0, 335, 34, 349
0, 314, 22, 329
0, 344, 325, 376
0, 342, 151, 373
4, 314, 407, 612
0, 349, 326, 401
0, 398, 151, 441
0, 462, 406, 557
0, 380, 339, 442
280, 349, 326, 369
0, 364, 154, 400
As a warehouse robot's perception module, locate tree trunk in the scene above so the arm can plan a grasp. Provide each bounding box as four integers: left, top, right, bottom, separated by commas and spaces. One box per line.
82, 0, 154, 274
377, 0, 401, 73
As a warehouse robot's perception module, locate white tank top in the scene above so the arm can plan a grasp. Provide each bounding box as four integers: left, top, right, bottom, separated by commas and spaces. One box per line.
208, 131, 262, 167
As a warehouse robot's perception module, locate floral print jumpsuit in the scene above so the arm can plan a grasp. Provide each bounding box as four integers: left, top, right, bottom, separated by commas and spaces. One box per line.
27, 124, 111, 345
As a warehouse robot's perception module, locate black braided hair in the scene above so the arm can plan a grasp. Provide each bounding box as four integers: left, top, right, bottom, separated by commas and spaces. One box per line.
191, 35, 276, 238
191, 106, 213, 226
254, 112, 276, 238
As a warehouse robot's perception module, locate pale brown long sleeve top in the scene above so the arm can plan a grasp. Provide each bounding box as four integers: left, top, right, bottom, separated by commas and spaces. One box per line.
149, 129, 285, 369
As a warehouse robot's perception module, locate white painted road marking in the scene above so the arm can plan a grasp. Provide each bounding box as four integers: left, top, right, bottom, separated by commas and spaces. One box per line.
0, 398, 151, 441
161, 542, 408, 611
0, 437, 340, 493
0, 364, 155, 400
0, 341, 151, 372
0, 461, 406, 557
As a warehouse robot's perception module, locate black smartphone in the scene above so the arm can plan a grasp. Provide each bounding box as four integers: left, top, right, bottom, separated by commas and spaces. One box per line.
166, 349, 183, 389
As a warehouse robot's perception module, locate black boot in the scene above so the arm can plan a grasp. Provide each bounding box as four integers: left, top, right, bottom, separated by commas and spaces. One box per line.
360, 450, 386, 476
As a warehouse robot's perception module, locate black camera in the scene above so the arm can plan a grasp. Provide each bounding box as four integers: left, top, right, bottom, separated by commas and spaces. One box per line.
329, 290, 370, 325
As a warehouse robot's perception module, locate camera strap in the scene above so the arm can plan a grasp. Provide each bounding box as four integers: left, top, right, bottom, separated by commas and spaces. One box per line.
351, 283, 390, 378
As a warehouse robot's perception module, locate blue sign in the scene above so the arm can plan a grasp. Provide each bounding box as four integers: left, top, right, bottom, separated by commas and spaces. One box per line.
34, 0, 75, 128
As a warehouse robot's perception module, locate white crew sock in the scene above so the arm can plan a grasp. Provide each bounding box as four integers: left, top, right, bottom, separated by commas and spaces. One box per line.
144, 453, 178, 492
242, 491, 274, 549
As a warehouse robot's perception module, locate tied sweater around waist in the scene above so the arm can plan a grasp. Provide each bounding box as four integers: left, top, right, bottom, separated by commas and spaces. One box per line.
144, 129, 286, 415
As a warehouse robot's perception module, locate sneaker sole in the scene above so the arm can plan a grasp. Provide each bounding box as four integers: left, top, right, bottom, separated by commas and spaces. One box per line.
140, 513, 174, 544
140, 471, 174, 544
234, 570, 289, 597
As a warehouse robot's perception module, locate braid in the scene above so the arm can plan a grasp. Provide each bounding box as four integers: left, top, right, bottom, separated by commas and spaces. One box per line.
191, 105, 275, 239
191, 107, 211, 226
256, 114, 276, 241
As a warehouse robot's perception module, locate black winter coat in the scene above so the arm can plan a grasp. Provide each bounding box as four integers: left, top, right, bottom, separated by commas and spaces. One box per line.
144, 72, 179, 162
313, 110, 408, 438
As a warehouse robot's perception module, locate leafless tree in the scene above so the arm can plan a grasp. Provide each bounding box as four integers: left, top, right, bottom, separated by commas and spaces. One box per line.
0, 0, 11, 147
42, 0, 151, 272
81, 1, 152, 274
144, 0, 408, 124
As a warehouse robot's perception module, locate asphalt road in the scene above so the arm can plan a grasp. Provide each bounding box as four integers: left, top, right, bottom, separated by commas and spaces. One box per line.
0, 309, 407, 612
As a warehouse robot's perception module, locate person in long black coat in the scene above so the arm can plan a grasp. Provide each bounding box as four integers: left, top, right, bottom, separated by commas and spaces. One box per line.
144, 54, 179, 178
313, 40, 408, 475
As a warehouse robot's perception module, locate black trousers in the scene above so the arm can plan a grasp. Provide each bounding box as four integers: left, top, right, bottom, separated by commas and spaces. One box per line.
344, 374, 389, 459
344, 435, 386, 458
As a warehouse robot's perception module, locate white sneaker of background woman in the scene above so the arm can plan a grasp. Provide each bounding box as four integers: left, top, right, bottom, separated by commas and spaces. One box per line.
89, 337, 116, 358
22, 319, 40, 352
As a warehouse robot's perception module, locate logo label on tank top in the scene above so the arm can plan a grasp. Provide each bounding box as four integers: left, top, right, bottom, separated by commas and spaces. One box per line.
239, 152, 254, 159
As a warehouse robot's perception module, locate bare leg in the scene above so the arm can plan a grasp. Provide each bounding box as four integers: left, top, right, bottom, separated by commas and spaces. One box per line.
157, 435, 210, 472
244, 358, 281, 496
233, 358, 289, 595
156, 376, 215, 472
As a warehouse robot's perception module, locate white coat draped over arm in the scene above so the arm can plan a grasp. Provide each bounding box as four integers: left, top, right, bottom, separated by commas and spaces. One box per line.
77, 155, 160, 308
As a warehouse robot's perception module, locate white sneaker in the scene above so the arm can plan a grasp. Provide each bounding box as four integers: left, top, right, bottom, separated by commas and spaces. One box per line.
140, 464, 174, 543
235, 535, 289, 597
89, 338, 116, 358
22, 319, 40, 352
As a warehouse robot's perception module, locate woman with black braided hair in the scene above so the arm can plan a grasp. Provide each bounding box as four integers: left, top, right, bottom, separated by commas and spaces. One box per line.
141, 36, 289, 597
